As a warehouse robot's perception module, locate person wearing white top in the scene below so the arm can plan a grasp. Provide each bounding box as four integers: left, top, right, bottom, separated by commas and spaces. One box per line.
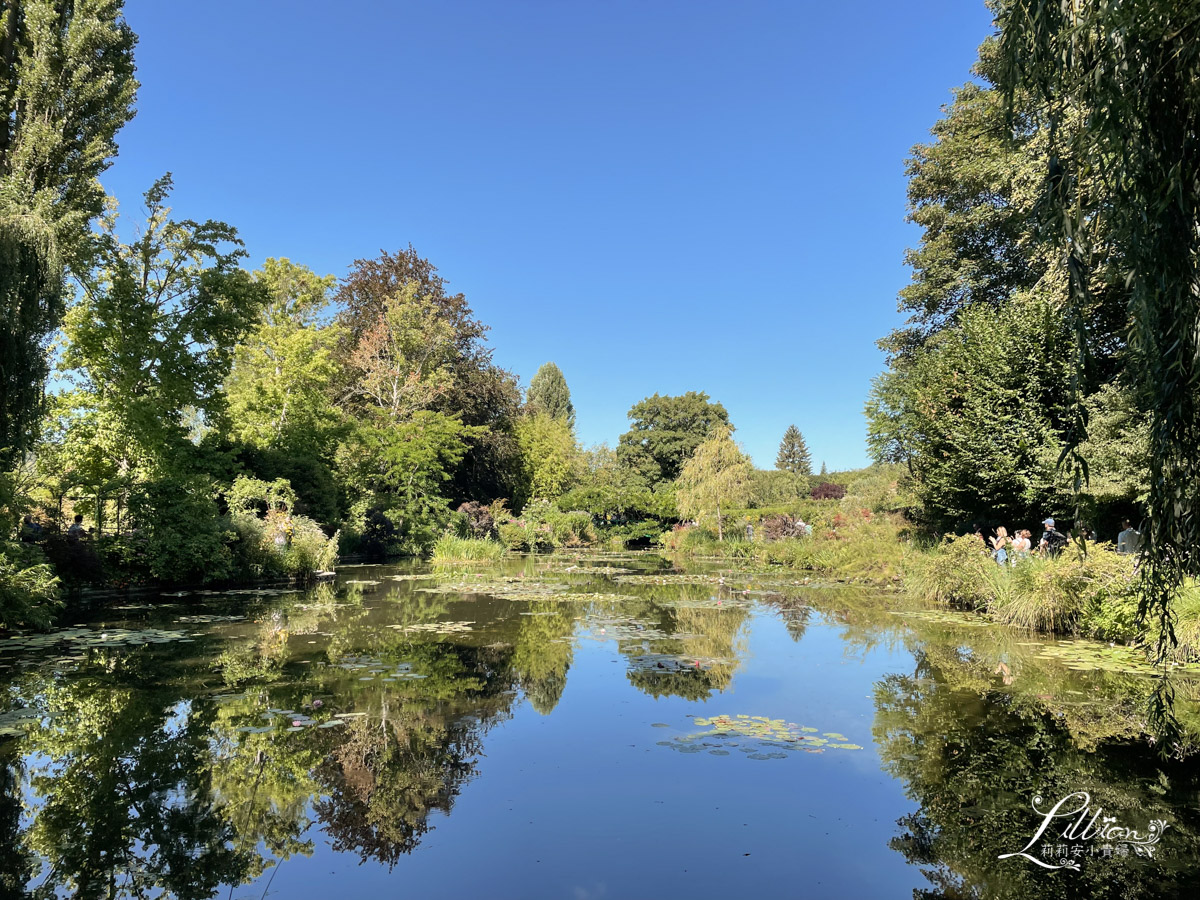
1117, 519, 1142, 555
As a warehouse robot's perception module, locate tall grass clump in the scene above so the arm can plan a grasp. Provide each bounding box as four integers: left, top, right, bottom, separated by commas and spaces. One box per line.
431, 535, 505, 564
987, 545, 1138, 635
907, 534, 992, 608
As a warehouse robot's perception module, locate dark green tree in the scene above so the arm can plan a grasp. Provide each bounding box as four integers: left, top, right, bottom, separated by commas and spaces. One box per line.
526, 361, 575, 428
995, 1, 1200, 666
616, 391, 730, 487
0, 0, 137, 466
775, 424, 812, 476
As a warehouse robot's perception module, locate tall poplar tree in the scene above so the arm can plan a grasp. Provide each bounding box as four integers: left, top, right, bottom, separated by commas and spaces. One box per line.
526, 362, 575, 429
0, 0, 137, 465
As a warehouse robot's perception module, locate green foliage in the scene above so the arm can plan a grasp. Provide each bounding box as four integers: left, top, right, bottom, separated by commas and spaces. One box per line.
229, 506, 337, 580
334, 246, 522, 505
430, 535, 504, 564
62, 175, 268, 473
128, 476, 233, 584
526, 361, 575, 428
0, 215, 59, 466
675, 425, 753, 541
0, 0, 137, 465
557, 443, 676, 524
997, 3, 1200, 668
226, 475, 296, 514
225, 258, 342, 456
775, 424, 812, 476
867, 301, 1072, 529
514, 412, 578, 507
0, 540, 59, 628
495, 499, 595, 551
0, 0, 138, 263
616, 391, 730, 487
336, 412, 482, 556
907, 534, 993, 609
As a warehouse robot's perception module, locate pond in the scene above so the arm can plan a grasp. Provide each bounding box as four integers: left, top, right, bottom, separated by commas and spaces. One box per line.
1, 553, 1199, 899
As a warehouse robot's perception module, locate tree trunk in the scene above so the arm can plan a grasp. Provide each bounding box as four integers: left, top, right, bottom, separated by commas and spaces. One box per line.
717, 501, 723, 542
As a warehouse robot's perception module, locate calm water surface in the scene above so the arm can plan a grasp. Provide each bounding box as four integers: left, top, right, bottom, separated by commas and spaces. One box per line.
1, 553, 1198, 899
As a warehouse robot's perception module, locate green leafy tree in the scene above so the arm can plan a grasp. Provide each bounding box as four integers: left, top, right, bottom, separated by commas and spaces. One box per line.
526, 362, 575, 428
995, 0, 1200, 676
0, 0, 137, 465
866, 301, 1071, 528
60, 175, 267, 477
335, 247, 522, 504
226, 258, 341, 455
514, 412, 578, 507
616, 391, 730, 487
675, 425, 753, 541
775, 424, 812, 476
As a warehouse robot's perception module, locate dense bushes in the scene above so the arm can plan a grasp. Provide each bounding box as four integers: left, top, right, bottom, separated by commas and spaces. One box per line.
495, 499, 596, 551
226, 476, 338, 579
810, 482, 847, 501
129, 477, 234, 585
0, 542, 60, 629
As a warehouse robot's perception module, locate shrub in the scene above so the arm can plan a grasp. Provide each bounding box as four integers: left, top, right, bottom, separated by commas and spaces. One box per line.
986, 555, 1091, 632
658, 524, 721, 555
0, 542, 60, 629
230, 508, 338, 581
129, 476, 233, 585
456, 501, 495, 539
760, 514, 808, 541
495, 499, 596, 552
811, 482, 847, 501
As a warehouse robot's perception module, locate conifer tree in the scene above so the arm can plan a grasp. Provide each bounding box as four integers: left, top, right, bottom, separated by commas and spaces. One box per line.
775, 425, 812, 476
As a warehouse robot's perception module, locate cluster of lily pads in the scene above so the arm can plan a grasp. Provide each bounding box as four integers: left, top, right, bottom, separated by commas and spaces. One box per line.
627, 653, 730, 674
890, 609, 992, 628
0, 626, 196, 660
0, 706, 42, 738
386, 621, 474, 635
419, 578, 570, 597
1034, 640, 1200, 676
178, 614, 246, 624
323, 655, 429, 681
655, 714, 863, 758
237, 707, 367, 734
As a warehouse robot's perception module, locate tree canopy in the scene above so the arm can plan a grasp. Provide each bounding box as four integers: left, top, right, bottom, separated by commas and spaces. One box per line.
617, 391, 730, 488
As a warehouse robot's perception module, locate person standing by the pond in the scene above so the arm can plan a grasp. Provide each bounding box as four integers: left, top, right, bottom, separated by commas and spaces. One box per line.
1011, 529, 1032, 561
1038, 518, 1068, 557
990, 526, 1011, 565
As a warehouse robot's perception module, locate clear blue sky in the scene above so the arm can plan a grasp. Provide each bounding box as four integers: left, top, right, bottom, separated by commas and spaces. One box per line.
103, 0, 995, 471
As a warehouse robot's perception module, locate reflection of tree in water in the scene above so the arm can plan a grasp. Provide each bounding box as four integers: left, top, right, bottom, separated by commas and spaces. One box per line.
510, 601, 575, 714
0, 749, 34, 896
311, 641, 517, 868
314, 710, 480, 866
874, 648, 1200, 899
613, 585, 749, 700
15, 658, 256, 898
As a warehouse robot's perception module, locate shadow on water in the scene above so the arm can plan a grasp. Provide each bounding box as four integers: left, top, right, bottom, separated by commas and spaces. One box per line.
0, 552, 1197, 898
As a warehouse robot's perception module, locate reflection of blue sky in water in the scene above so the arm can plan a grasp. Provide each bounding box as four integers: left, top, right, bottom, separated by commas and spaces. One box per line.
1, 555, 1199, 898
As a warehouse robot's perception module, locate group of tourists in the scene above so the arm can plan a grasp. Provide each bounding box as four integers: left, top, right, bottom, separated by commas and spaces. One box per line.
978, 516, 1144, 565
